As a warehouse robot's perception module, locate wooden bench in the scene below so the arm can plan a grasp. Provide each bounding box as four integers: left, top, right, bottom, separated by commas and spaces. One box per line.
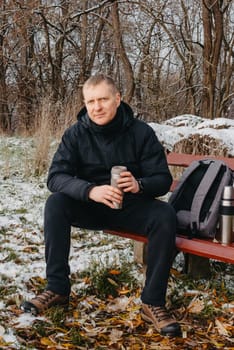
104, 152, 234, 271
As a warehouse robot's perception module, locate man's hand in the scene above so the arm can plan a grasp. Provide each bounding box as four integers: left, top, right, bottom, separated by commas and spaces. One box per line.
117, 171, 140, 194
88, 185, 123, 209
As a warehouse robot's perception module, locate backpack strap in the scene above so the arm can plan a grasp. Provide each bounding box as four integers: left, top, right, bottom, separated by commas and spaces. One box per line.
190, 160, 225, 237
169, 160, 201, 206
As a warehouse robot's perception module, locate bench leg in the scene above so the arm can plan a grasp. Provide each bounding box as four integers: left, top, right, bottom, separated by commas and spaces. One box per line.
133, 241, 147, 265
133, 243, 211, 280
184, 254, 211, 279
133, 241, 147, 282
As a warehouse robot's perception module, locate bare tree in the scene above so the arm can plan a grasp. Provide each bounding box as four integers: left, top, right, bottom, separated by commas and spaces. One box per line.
201, 0, 224, 118
111, 1, 135, 102
0, 0, 233, 133
134, 0, 233, 120
216, 2, 234, 118
0, 0, 11, 132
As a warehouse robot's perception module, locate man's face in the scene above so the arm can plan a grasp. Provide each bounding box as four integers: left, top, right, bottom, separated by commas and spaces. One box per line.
83, 81, 121, 125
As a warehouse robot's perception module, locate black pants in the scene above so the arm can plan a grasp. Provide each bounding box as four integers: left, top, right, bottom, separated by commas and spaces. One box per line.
44, 192, 176, 306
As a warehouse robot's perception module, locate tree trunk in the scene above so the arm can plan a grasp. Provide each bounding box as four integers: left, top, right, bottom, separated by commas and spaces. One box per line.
111, 2, 134, 103
0, 0, 11, 132
202, 0, 223, 119
0, 38, 11, 132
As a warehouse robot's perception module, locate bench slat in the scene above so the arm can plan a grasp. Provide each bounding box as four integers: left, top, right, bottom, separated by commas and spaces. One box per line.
104, 229, 234, 264
104, 229, 147, 243
176, 236, 234, 264
167, 152, 234, 170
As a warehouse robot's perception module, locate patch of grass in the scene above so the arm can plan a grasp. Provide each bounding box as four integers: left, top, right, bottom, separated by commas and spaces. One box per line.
0, 138, 36, 179
15, 208, 28, 214
30, 319, 53, 338
0, 284, 17, 297
45, 306, 67, 327
19, 216, 27, 224
76, 259, 139, 299
198, 302, 222, 319
0, 227, 7, 236
168, 268, 234, 323
69, 327, 88, 346
3, 249, 19, 262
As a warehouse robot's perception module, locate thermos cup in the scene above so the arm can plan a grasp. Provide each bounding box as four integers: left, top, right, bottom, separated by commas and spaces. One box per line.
111, 166, 127, 209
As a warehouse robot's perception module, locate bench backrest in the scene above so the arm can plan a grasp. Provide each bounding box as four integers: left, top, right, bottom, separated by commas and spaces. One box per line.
167, 152, 234, 170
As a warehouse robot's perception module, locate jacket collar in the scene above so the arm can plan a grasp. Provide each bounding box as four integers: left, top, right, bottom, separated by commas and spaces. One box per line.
77, 101, 134, 134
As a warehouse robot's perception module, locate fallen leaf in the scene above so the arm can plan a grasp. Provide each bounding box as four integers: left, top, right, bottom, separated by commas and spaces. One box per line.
109, 269, 121, 275
107, 296, 130, 312
109, 328, 123, 344
187, 297, 205, 313
118, 287, 131, 295
0, 326, 5, 336
107, 277, 118, 286
215, 319, 231, 336
40, 337, 57, 346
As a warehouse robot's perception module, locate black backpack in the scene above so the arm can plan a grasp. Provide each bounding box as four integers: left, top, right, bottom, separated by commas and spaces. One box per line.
168, 158, 233, 238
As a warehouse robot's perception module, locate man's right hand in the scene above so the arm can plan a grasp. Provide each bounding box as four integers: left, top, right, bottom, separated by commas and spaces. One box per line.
88, 185, 123, 209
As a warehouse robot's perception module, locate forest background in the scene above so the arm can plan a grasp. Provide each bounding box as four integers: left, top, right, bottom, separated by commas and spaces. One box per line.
0, 0, 234, 136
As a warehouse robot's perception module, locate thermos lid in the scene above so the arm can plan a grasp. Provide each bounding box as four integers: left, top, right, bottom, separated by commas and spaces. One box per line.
111, 166, 127, 175
222, 186, 234, 200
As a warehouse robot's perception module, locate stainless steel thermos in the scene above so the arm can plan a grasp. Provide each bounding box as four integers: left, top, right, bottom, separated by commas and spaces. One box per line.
219, 185, 234, 245
111, 166, 127, 209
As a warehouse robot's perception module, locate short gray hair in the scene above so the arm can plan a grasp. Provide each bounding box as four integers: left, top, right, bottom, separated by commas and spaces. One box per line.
82, 73, 119, 96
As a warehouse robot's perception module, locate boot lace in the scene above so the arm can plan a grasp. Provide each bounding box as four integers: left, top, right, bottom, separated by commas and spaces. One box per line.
32, 290, 56, 305
150, 306, 172, 322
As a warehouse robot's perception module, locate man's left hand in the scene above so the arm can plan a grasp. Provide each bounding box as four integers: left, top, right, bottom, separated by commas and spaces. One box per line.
117, 171, 140, 194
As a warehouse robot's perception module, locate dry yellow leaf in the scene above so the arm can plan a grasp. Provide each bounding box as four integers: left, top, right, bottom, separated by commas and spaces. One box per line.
118, 287, 130, 295
109, 269, 121, 275
40, 337, 56, 346
61, 343, 77, 349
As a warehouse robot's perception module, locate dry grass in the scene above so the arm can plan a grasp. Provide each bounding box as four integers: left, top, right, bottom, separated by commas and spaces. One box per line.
32, 94, 81, 176
33, 101, 53, 176
173, 134, 229, 156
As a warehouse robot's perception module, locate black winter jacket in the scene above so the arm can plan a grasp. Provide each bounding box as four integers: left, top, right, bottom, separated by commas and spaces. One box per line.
47, 102, 172, 201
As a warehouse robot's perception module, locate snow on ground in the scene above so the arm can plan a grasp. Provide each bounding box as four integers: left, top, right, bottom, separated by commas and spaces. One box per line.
0, 135, 137, 348
0, 115, 233, 348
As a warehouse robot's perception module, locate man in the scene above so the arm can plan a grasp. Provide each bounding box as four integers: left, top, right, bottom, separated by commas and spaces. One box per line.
21, 73, 181, 337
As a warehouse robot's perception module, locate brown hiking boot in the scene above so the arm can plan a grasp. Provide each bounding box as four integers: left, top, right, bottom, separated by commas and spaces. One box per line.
20, 290, 69, 315
141, 303, 181, 337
